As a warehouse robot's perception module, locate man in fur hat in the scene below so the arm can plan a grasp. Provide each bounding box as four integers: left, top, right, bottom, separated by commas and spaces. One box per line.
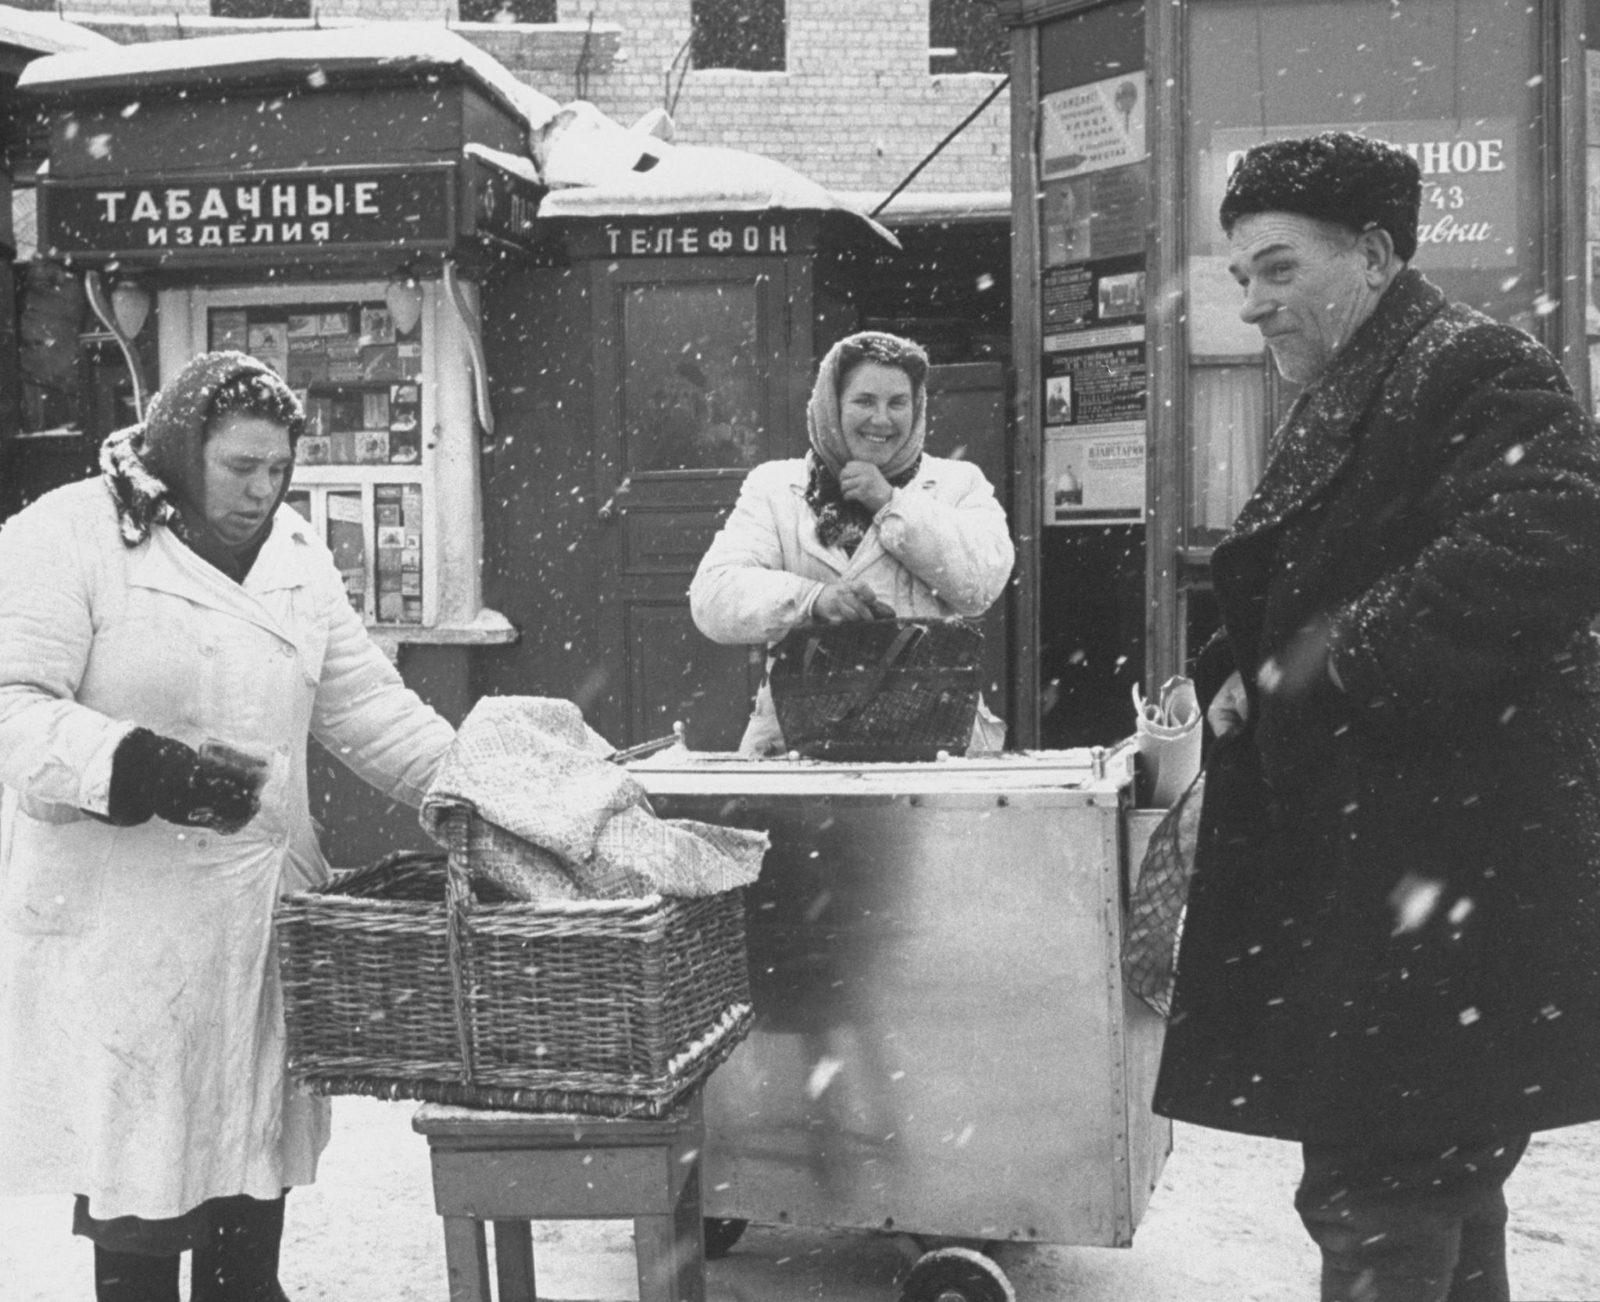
1153, 132, 1600, 1301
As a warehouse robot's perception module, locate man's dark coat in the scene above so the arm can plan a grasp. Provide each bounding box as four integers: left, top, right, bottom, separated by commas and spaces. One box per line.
1153, 268, 1600, 1146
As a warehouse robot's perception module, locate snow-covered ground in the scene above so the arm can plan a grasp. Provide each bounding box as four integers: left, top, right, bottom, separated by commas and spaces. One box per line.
5, 1100, 1596, 1300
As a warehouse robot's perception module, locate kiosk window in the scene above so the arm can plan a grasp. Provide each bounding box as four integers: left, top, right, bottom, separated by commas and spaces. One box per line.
458, 0, 555, 19
691, 0, 786, 72
206, 296, 426, 625
622, 282, 763, 472
211, 0, 310, 16
930, 0, 1008, 76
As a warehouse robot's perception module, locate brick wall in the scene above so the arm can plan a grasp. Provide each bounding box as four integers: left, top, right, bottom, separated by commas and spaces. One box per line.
57, 0, 1009, 197
558, 0, 1010, 195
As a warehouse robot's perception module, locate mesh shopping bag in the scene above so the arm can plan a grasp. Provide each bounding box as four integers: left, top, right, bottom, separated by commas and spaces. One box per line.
1122, 770, 1204, 1018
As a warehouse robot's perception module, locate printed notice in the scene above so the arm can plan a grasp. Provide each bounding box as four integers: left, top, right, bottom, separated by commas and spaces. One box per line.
1043, 421, 1146, 526
1040, 73, 1147, 181
1045, 343, 1147, 426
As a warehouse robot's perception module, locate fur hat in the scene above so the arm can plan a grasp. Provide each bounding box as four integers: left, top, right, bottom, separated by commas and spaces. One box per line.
1219, 131, 1423, 261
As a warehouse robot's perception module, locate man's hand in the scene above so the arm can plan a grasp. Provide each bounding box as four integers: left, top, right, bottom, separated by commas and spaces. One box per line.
1207, 670, 1250, 737
814, 581, 895, 623
839, 460, 894, 514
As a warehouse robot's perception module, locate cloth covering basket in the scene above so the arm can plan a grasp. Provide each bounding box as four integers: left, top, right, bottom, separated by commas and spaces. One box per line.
768, 616, 983, 762
275, 807, 753, 1117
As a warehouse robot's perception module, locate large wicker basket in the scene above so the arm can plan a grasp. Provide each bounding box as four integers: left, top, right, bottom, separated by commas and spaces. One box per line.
275, 808, 753, 1117
768, 616, 983, 762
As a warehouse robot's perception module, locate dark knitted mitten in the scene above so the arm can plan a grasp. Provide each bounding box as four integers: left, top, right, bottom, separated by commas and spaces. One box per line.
106, 727, 262, 834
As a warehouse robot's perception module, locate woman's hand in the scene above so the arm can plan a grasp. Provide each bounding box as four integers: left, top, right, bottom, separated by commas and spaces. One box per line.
839, 460, 894, 514
1207, 670, 1250, 737
815, 581, 895, 623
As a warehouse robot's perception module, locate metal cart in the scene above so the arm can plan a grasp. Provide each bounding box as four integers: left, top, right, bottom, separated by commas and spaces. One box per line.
631, 748, 1170, 1302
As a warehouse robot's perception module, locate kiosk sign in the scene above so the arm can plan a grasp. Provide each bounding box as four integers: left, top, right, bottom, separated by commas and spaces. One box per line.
1198, 120, 1520, 269
40, 165, 456, 260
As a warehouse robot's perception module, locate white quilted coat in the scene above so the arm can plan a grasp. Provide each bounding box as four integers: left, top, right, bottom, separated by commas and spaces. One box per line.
689, 455, 1015, 754
0, 478, 454, 1218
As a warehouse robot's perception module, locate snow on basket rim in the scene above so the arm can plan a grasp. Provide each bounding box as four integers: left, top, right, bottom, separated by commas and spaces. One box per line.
16, 23, 560, 136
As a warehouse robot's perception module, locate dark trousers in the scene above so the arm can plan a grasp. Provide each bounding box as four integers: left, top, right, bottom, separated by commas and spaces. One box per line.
1296, 1134, 1531, 1302
89, 1193, 288, 1302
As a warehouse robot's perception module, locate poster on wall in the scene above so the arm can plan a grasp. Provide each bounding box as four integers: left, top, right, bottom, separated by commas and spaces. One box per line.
1042, 164, 1149, 265
1043, 340, 1148, 426
1042, 255, 1146, 338
1198, 119, 1520, 269
1040, 73, 1147, 180
1043, 422, 1146, 526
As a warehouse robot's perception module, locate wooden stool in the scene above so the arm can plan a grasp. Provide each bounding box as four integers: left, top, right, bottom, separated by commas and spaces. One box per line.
412, 1090, 707, 1302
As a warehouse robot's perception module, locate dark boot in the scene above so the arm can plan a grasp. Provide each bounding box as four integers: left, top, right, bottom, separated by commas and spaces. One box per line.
93, 1245, 182, 1302
190, 1193, 288, 1302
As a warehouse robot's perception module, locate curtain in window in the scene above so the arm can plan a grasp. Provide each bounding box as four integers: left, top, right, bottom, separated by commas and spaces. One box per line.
1190, 366, 1262, 534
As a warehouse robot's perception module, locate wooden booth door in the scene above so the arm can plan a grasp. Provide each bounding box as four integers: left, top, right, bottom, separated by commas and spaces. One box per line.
591, 257, 806, 750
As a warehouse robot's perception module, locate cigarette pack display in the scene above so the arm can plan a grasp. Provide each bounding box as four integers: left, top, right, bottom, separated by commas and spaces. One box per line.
374, 485, 423, 624
362, 391, 390, 429
328, 431, 357, 464
356, 431, 390, 464
295, 436, 330, 466
209, 309, 248, 352
304, 397, 333, 438
326, 491, 365, 614
286, 339, 328, 387
362, 344, 402, 382
359, 307, 396, 345
247, 323, 288, 377
388, 426, 421, 464
329, 396, 363, 431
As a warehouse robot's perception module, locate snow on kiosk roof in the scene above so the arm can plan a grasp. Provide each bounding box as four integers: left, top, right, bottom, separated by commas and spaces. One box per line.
0, 5, 114, 57
16, 24, 559, 137
536, 123, 898, 249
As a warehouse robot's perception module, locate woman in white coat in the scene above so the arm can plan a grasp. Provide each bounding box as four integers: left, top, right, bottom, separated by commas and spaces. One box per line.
0, 351, 455, 1302
690, 331, 1014, 755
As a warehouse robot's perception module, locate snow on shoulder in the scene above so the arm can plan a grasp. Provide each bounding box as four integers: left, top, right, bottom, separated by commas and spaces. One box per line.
17, 23, 559, 136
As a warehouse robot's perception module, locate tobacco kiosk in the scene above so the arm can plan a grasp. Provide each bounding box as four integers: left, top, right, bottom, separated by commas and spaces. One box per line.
19, 30, 548, 739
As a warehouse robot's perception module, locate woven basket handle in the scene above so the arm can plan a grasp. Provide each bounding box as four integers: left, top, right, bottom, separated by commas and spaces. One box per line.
442, 808, 478, 1087
817, 622, 923, 725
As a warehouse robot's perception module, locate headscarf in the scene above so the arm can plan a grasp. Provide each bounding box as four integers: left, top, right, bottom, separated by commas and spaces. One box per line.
804, 331, 929, 554
100, 351, 304, 582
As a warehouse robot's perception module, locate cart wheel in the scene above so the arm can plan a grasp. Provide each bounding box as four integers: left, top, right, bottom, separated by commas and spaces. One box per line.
898, 1246, 1017, 1302
702, 1217, 749, 1260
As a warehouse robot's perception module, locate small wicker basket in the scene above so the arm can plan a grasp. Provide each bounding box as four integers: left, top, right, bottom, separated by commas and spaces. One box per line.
768, 616, 983, 762
275, 807, 753, 1117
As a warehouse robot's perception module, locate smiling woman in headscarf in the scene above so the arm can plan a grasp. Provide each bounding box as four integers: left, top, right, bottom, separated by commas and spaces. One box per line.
690, 330, 1015, 756
0, 351, 456, 1302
